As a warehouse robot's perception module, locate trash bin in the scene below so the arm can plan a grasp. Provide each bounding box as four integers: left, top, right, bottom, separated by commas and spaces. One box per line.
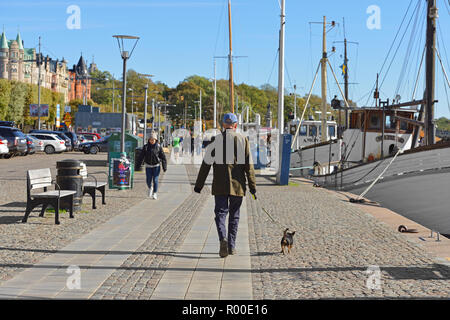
56, 159, 83, 211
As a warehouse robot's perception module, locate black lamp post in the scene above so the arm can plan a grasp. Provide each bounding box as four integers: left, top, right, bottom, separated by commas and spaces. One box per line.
113, 35, 139, 153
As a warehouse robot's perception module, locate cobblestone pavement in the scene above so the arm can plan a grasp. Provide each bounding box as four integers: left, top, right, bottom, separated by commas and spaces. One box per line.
0, 152, 152, 284
247, 176, 450, 299
91, 165, 209, 299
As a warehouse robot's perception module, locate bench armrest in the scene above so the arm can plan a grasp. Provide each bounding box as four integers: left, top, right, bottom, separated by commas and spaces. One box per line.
51, 179, 61, 198
90, 171, 108, 182
86, 174, 98, 185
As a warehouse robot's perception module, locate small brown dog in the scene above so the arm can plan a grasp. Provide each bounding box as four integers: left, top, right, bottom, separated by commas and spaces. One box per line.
281, 228, 295, 255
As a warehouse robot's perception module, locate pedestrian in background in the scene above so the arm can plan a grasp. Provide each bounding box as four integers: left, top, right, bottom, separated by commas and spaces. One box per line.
194, 113, 256, 258
138, 132, 167, 200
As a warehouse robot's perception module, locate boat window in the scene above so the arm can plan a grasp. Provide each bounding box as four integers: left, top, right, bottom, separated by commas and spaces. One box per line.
369, 114, 381, 129
385, 115, 395, 129
309, 125, 317, 137
319, 125, 322, 136
328, 125, 336, 137
400, 121, 408, 131
300, 125, 307, 136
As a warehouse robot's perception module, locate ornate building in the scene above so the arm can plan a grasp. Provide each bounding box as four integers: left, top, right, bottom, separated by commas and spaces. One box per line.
68, 55, 91, 103
0, 30, 92, 104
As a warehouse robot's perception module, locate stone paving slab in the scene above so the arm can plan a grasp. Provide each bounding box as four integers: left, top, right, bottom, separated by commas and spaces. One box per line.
248, 174, 450, 299
150, 195, 253, 300
0, 164, 191, 299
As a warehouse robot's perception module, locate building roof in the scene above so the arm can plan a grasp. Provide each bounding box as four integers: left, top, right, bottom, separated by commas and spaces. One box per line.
76, 55, 88, 77
16, 32, 24, 50
0, 31, 8, 49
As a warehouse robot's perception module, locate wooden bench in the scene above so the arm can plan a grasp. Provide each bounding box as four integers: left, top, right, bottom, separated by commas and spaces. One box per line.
23, 168, 76, 225
80, 163, 107, 209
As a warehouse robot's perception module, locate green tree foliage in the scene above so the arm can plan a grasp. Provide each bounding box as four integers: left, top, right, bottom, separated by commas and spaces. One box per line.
436, 117, 450, 131
7, 81, 27, 122
0, 79, 12, 119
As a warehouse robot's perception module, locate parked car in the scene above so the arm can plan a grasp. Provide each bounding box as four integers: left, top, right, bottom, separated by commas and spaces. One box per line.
80, 132, 101, 141
0, 121, 16, 127
27, 133, 67, 154
27, 134, 44, 153
0, 135, 9, 157
78, 134, 87, 144
22, 136, 36, 156
62, 131, 80, 151
0, 126, 27, 158
29, 130, 72, 151
79, 135, 110, 154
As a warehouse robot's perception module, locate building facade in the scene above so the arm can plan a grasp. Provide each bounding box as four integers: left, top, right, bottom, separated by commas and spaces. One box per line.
0, 30, 92, 104
68, 55, 91, 103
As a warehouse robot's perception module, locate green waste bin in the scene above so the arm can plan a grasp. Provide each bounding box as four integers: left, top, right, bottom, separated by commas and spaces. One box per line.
108, 133, 143, 190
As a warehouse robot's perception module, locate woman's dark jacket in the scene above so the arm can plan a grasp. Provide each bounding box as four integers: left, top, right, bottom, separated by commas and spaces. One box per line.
138, 143, 167, 171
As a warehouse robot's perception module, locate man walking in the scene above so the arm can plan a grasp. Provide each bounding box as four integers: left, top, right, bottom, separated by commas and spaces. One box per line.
194, 113, 256, 258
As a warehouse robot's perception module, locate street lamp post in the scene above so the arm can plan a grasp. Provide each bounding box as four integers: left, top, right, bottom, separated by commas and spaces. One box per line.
113, 35, 139, 153
137, 74, 154, 144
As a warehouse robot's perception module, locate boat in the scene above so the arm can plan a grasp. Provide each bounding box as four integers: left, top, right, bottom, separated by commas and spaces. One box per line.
290, 0, 450, 235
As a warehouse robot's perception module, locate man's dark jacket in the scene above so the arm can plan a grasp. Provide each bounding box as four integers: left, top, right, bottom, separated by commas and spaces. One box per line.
138, 142, 167, 171
194, 129, 256, 197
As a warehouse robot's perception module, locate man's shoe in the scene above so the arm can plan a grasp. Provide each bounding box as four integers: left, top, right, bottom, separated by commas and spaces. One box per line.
228, 247, 236, 255
219, 240, 229, 258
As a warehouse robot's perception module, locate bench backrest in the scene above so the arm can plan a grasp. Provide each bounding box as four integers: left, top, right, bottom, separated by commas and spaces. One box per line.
27, 168, 52, 190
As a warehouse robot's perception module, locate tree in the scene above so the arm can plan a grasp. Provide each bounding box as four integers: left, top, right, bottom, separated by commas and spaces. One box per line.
7, 81, 27, 123
0, 79, 11, 119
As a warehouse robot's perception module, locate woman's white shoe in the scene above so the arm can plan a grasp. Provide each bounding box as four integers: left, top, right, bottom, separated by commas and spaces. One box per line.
152, 193, 158, 200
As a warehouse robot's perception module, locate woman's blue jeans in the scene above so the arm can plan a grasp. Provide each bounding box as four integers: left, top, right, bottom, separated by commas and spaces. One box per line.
145, 166, 161, 192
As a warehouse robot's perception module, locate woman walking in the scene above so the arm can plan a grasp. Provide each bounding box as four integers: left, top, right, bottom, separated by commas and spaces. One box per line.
138, 132, 167, 199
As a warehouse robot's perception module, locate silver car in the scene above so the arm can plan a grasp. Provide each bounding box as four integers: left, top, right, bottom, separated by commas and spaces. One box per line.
27, 134, 45, 152
0, 135, 9, 155
28, 133, 67, 154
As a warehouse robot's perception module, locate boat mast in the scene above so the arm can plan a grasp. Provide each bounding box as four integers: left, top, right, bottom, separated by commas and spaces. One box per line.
425, 0, 437, 145
228, 0, 235, 113
277, 0, 286, 134
321, 16, 328, 142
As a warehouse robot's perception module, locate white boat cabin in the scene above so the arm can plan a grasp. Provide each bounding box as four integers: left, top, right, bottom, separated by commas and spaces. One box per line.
343, 107, 416, 163
289, 119, 338, 150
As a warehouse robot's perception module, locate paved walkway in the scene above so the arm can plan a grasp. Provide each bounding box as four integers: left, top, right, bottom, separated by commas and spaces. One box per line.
1, 161, 450, 299
0, 164, 252, 299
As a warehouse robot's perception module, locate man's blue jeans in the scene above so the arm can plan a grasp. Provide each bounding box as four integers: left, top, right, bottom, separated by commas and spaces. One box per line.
145, 166, 160, 192
214, 195, 243, 249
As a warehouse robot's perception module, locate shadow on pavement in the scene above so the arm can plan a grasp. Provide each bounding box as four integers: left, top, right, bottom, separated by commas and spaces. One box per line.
0, 262, 449, 281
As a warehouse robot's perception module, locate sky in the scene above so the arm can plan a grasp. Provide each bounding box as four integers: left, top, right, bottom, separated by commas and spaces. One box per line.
1, 0, 450, 118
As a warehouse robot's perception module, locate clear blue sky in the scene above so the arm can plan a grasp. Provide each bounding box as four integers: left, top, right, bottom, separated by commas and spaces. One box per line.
2, 0, 450, 118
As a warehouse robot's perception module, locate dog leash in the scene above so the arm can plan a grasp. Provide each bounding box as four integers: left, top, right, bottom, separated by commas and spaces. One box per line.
251, 194, 284, 228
